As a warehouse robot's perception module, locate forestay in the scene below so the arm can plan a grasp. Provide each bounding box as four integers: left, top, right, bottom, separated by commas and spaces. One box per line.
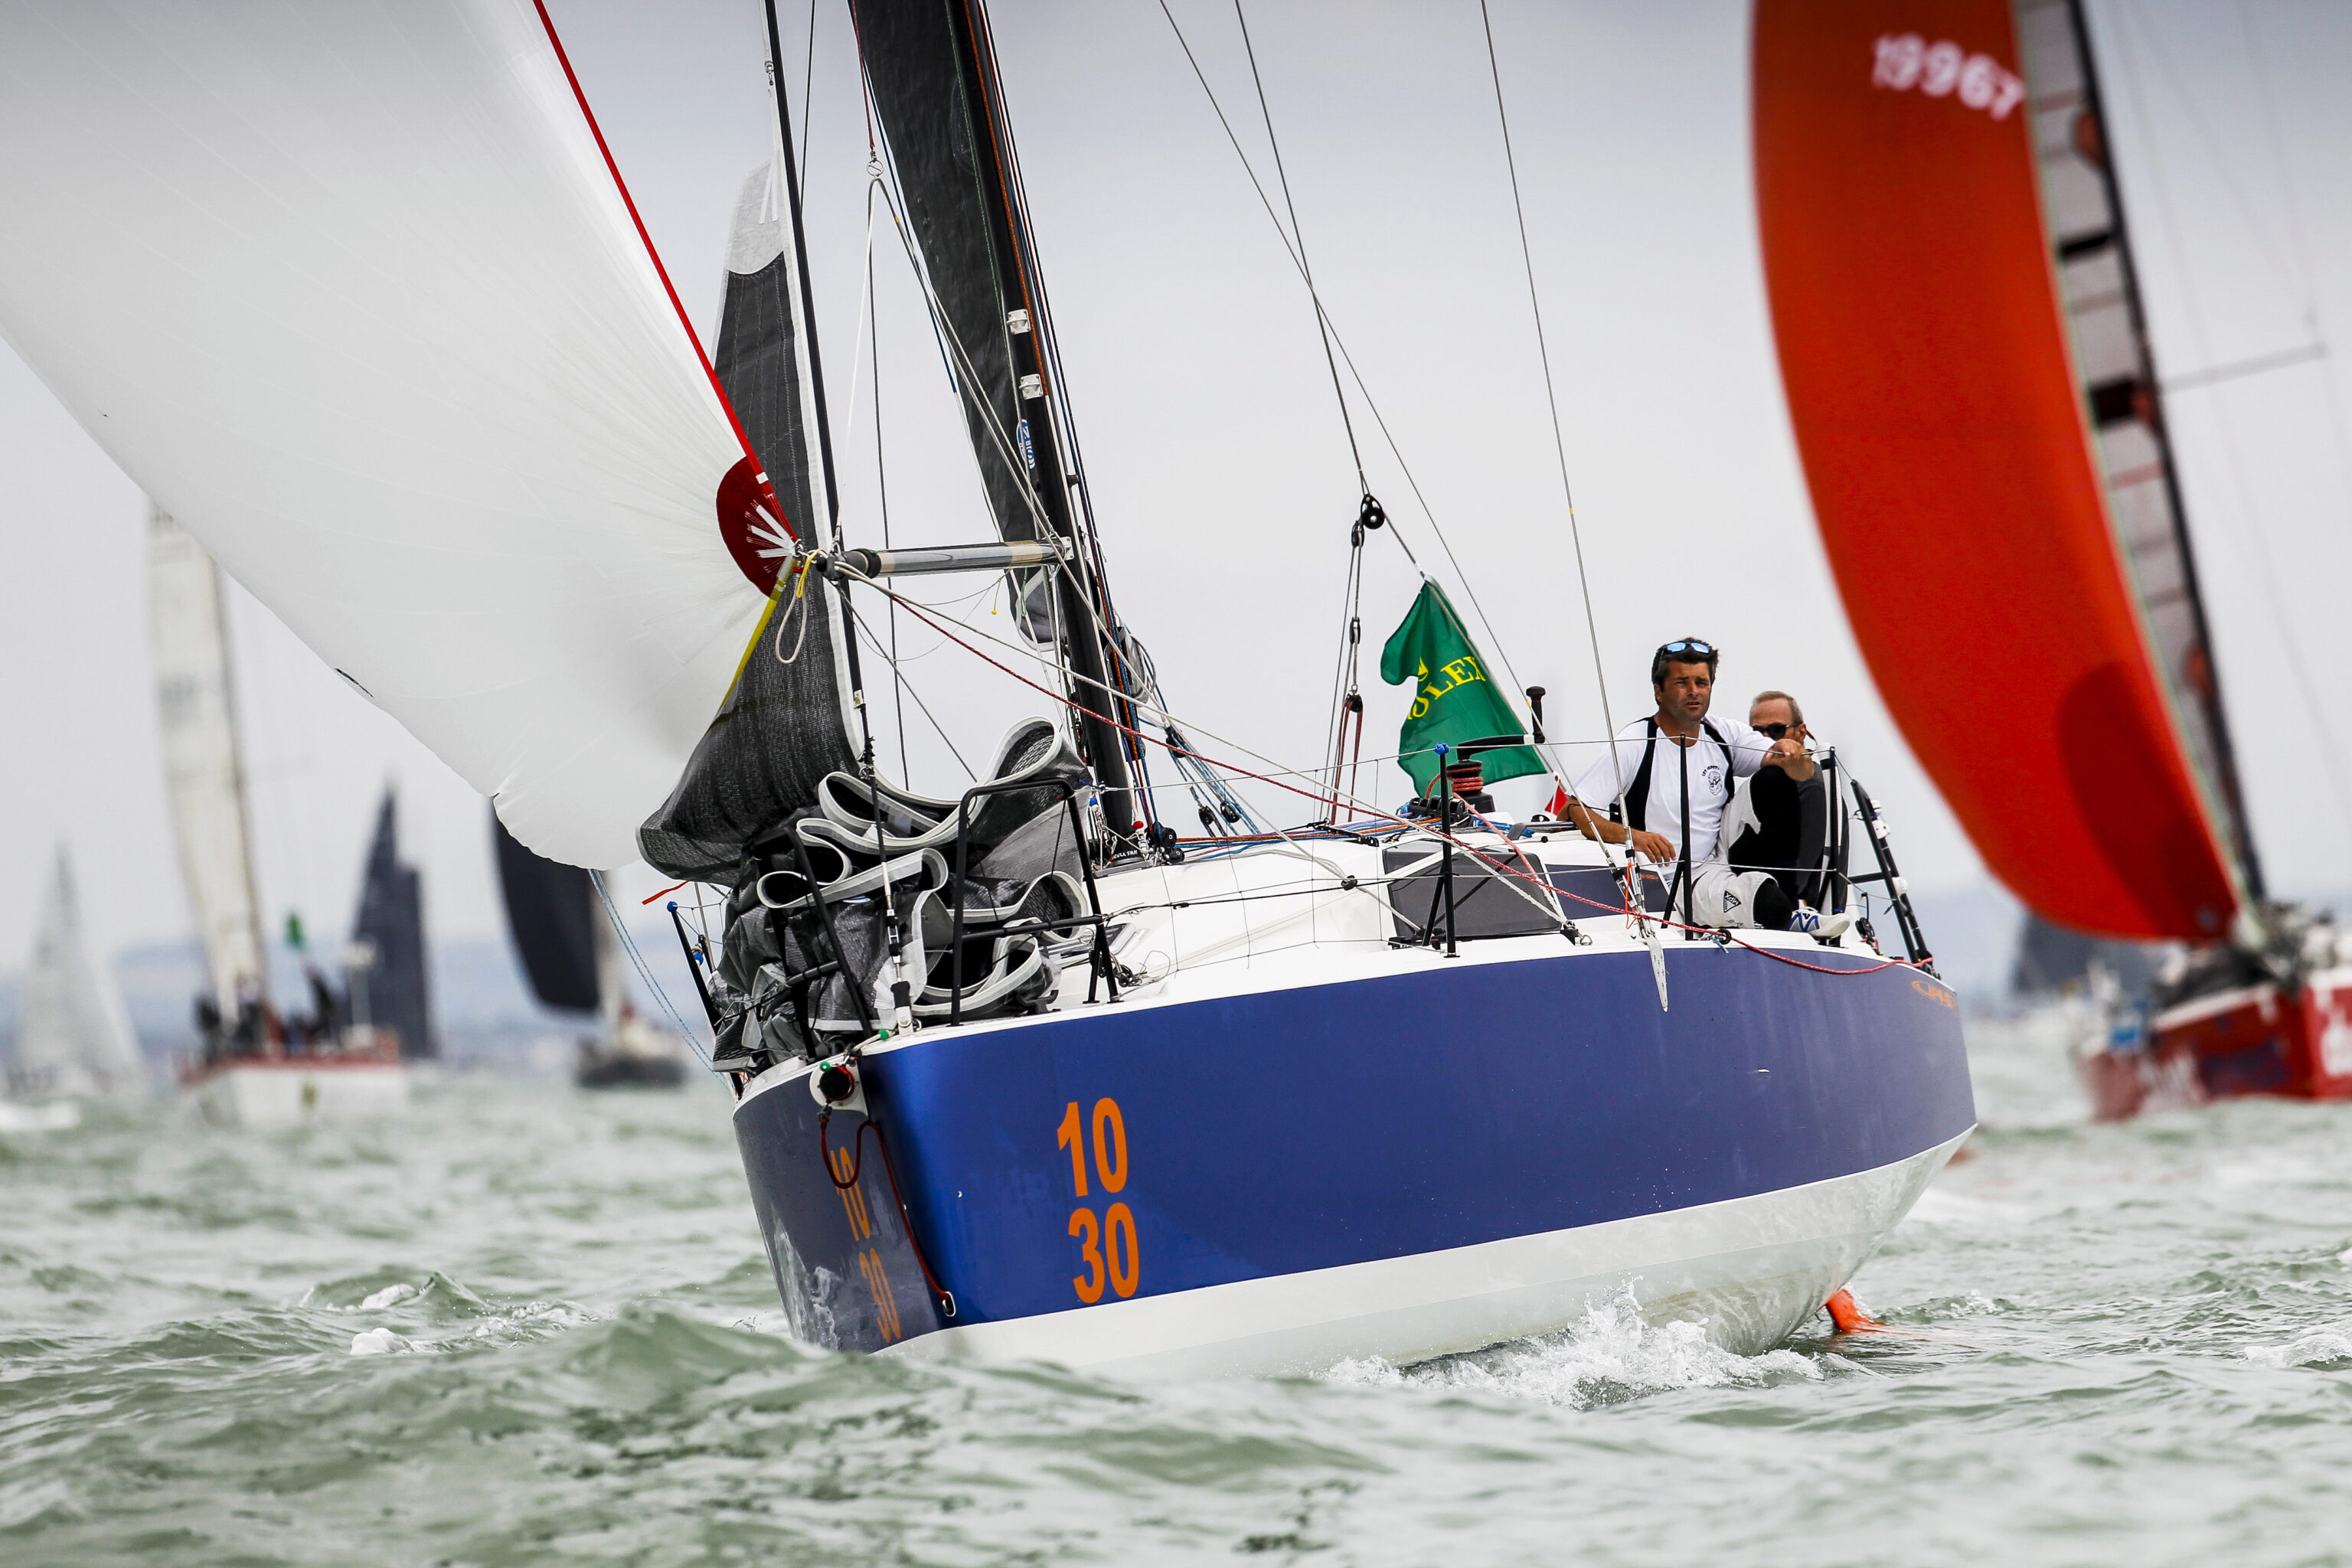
0, 0, 766, 867
1752, 0, 2240, 940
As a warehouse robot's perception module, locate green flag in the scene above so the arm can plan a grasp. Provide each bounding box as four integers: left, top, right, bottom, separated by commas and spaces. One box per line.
1377, 581, 1545, 796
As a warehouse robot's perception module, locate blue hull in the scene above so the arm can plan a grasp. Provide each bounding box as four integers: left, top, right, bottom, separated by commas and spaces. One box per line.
733, 942, 1974, 1364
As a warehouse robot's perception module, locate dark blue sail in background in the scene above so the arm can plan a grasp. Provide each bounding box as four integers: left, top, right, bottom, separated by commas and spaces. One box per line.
351, 789, 436, 1060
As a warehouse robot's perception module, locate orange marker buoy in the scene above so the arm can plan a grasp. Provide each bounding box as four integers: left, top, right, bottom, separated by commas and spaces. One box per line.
1824, 1288, 1885, 1333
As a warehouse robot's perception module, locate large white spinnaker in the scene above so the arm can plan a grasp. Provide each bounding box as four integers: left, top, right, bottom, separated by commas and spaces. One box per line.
149, 510, 270, 1018
11, 848, 143, 1101
0, 0, 769, 867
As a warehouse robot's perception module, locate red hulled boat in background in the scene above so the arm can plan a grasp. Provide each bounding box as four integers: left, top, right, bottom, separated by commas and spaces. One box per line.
1752, 0, 2350, 1118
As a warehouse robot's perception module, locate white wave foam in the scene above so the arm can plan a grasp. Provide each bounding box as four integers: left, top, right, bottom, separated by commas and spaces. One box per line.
2245, 1323, 2352, 1370
361, 1282, 416, 1311
349, 1327, 410, 1356
1324, 1288, 1823, 1409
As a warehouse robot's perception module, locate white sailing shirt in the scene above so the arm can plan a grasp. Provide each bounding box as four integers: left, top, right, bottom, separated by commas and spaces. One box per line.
1568, 715, 1775, 864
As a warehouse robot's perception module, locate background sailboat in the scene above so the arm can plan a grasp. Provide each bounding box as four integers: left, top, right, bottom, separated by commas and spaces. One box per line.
150, 508, 409, 1125
492, 815, 684, 1089
4, 845, 143, 1117
1752, 0, 2351, 1114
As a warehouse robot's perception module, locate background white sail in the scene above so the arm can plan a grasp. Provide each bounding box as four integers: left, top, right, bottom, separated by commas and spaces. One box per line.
11, 848, 142, 1100
149, 511, 270, 1017
0, 0, 763, 867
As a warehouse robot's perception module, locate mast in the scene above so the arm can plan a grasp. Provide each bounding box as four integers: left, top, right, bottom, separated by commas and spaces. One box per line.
2023, 0, 2265, 901
848, 0, 1138, 842
763, 0, 841, 531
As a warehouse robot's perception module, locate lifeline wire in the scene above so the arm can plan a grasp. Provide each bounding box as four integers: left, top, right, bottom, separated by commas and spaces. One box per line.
847, 556, 1921, 975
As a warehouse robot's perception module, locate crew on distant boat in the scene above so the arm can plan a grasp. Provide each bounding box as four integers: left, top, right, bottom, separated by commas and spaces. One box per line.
1560, 639, 1824, 932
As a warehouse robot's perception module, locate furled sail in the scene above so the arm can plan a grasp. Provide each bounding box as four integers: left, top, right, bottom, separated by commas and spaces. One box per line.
848, 0, 1136, 831
149, 509, 270, 1014
350, 792, 436, 1060
10, 848, 144, 1101
636, 154, 861, 879
1752, 0, 2241, 939
493, 812, 602, 1014
0, 0, 771, 869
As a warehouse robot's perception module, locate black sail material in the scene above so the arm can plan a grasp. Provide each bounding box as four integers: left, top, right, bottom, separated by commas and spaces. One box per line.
637, 162, 861, 880
849, 0, 1135, 831
351, 789, 436, 1060
493, 810, 600, 1014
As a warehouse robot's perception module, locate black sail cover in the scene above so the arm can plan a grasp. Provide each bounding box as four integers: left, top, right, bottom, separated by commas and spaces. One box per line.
638, 158, 861, 880
351, 789, 436, 1060
493, 811, 599, 1014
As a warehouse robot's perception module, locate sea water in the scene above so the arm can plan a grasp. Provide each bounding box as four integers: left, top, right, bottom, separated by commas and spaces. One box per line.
3, 1017, 2348, 1567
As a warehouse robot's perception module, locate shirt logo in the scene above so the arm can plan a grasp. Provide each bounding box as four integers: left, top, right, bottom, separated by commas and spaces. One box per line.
1704, 764, 1725, 790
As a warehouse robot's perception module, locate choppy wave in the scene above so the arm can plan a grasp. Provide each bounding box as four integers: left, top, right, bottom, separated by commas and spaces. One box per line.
2, 1021, 2351, 1566
1325, 1286, 1829, 1408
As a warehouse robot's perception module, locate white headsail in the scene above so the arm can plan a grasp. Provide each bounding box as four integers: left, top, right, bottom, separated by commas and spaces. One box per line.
0, 0, 764, 867
149, 510, 270, 1017
11, 848, 143, 1101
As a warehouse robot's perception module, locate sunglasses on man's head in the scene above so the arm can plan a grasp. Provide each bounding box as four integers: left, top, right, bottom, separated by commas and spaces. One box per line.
1658, 639, 1716, 658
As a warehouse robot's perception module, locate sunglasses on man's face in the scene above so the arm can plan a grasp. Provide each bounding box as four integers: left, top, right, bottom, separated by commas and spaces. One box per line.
1756, 721, 1795, 740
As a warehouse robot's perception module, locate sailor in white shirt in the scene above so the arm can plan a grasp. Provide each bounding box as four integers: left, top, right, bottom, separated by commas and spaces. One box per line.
1561, 638, 1821, 930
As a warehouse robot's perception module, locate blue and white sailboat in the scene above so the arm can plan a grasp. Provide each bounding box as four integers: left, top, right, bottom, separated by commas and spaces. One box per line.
647, 0, 1974, 1374
0, 0, 1968, 1375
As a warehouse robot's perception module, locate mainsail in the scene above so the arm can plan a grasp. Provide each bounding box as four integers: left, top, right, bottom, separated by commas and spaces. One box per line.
10, 848, 143, 1101
0, 1, 773, 869
149, 509, 269, 1014
1752, 0, 2243, 940
848, 0, 1138, 834
350, 792, 436, 1060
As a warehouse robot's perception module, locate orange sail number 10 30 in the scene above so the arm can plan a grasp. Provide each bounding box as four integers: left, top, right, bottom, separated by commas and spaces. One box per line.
1057, 1098, 1138, 1304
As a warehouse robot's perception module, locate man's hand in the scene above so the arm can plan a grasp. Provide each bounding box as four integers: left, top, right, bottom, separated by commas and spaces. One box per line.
1762, 735, 1818, 781
1631, 829, 1677, 864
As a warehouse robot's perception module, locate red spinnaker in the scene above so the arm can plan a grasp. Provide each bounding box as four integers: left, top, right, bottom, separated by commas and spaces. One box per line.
1753, 0, 2237, 939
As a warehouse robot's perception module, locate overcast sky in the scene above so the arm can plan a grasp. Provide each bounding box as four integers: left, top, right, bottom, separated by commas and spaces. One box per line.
5, 0, 2350, 976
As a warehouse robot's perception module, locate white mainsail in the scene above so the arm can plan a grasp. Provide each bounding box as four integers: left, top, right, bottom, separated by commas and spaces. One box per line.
11, 848, 143, 1101
149, 510, 270, 1018
0, 0, 765, 867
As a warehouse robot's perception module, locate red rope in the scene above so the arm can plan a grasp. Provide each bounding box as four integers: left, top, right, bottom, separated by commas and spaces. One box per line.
818, 1110, 957, 1318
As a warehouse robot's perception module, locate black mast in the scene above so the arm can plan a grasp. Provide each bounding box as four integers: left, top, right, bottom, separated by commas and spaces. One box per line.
848, 0, 1137, 844
763, 0, 842, 534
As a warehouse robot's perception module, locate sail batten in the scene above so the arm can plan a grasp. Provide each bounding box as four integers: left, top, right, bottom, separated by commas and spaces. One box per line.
1753, 0, 2239, 940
